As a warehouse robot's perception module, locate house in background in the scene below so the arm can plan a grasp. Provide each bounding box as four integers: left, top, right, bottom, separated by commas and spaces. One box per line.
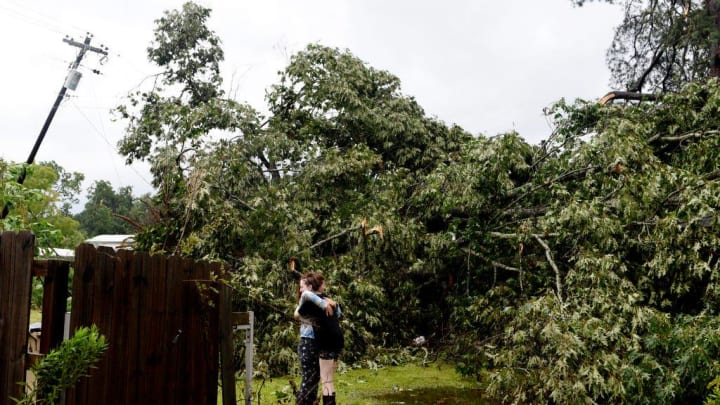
38, 247, 74, 260
38, 234, 135, 261
30, 234, 137, 352
84, 234, 135, 249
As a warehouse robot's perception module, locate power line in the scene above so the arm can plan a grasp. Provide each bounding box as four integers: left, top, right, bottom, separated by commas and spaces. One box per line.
68, 98, 153, 190
0, 0, 87, 36
0, 3, 65, 35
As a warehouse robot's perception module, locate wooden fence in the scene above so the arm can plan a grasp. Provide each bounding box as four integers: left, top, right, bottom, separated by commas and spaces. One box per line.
66, 243, 221, 405
0, 231, 235, 405
0, 231, 34, 402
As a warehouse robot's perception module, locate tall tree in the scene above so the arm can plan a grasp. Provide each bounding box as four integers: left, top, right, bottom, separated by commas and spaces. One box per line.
0, 160, 84, 248
118, 4, 720, 402
575, 0, 720, 93
75, 180, 143, 236
457, 82, 720, 404
117, 1, 473, 374
115, 1, 258, 251
41, 160, 84, 216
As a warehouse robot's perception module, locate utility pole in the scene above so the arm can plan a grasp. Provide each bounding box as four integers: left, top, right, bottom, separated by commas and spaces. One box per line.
1, 33, 108, 220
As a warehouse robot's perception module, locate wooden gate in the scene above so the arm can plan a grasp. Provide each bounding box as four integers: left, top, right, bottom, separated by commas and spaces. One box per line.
66, 243, 221, 405
0, 232, 227, 405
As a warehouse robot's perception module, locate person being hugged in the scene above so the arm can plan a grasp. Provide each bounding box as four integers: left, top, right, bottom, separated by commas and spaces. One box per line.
314, 277, 343, 405
294, 271, 344, 405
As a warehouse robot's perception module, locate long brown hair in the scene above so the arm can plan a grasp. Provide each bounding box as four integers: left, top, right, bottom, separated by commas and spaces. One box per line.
297, 271, 324, 298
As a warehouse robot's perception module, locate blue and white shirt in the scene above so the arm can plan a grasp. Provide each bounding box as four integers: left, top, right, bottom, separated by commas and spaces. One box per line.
295, 290, 343, 338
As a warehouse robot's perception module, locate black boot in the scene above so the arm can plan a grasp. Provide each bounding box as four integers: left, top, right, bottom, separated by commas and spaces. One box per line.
322, 393, 336, 405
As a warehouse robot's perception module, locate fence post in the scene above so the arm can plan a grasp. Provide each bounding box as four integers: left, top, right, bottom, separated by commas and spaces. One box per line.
243, 311, 254, 405
232, 311, 254, 405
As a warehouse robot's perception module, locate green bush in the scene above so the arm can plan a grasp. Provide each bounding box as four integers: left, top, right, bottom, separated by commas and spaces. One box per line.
16, 325, 108, 405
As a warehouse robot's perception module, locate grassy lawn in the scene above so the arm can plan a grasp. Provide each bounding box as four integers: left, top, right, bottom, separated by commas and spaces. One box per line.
227, 361, 487, 405
30, 308, 42, 324
29, 304, 483, 403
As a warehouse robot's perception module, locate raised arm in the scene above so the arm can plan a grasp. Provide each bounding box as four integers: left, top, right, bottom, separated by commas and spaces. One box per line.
299, 290, 336, 316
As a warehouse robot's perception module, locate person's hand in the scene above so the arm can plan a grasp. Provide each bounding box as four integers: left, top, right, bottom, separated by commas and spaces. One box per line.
324, 298, 336, 316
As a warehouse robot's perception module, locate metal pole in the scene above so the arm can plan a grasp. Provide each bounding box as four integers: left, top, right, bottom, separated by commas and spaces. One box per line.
244, 311, 254, 405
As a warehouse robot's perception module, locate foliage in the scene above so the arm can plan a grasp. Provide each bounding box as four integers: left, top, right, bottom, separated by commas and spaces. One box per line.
40, 161, 84, 216
115, 1, 258, 253
574, 0, 720, 92
117, 1, 471, 377
118, 3, 720, 403
1, 160, 85, 249
74, 180, 147, 236
707, 375, 720, 404
456, 80, 720, 404
16, 325, 108, 405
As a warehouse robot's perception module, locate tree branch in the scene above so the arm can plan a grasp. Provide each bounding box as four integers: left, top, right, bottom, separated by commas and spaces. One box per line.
460, 247, 521, 272
138, 197, 163, 222
489, 232, 559, 239
661, 167, 720, 206
599, 91, 660, 105
533, 234, 563, 304
308, 225, 362, 251
211, 184, 256, 211
630, 47, 666, 92
491, 260, 521, 273
657, 129, 720, 142
493, 165, 600, 222
111, 213, 144, 232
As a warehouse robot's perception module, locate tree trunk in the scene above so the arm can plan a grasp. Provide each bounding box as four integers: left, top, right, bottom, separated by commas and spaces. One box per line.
707, 0, 720, 77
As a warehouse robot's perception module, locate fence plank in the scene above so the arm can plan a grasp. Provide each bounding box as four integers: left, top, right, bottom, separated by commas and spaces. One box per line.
181, 272, 203, 403
0, 232, 11, 402
125, 249, 149, 404
143, 252, 169, 403
179, 260, 221, 404
66, 243, 96, 405
162, 255, 187, 405
106, 248, 133, 405
90, 246, 115, 404
39, 259, 70, 354
0, 231, 35, 403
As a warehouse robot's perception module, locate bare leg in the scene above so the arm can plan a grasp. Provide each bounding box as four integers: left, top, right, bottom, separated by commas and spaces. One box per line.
319, 358, 335, 395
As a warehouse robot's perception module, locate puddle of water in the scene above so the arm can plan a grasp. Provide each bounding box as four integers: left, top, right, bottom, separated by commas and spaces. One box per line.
371, 386, 489, 404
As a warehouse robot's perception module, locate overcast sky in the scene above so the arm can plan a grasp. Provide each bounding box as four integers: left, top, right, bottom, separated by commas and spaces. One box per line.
0, 0, 623, 208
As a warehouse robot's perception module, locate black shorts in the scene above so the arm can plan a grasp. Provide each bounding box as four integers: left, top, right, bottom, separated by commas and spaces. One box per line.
319, 349, 340, 360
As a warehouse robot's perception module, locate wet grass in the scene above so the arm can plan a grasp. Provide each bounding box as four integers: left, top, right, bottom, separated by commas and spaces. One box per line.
373, 386, 484, 404
238, 361, 488, 405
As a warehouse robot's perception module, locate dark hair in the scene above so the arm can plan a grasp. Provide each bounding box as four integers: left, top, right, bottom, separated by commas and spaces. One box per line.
302, 272, 324, 291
